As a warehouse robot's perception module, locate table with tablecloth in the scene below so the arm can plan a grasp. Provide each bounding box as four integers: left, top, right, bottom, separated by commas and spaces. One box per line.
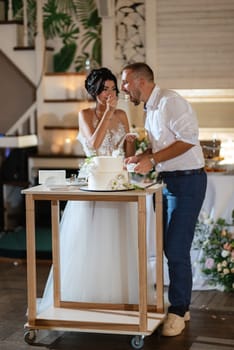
199, 173, 234, 222
147, 173, 234, 290
191, 173, 234, 290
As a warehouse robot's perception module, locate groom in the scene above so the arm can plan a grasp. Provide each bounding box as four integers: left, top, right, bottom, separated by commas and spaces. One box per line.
121, 62, 207, 336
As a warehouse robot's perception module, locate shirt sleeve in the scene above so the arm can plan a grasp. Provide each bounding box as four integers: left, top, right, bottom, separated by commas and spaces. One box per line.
164, 96, 199, 145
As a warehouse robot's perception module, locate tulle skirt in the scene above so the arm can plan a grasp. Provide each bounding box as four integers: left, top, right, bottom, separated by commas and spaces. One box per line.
39, 195, 157, 313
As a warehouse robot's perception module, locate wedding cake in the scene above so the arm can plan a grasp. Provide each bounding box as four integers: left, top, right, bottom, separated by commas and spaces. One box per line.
88, 156, 129, 190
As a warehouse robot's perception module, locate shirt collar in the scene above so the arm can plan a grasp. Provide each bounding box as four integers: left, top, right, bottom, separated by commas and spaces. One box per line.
145, 85, 161, 110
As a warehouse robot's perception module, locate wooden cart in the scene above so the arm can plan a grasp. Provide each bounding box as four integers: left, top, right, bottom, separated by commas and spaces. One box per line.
22, 184, 165, 349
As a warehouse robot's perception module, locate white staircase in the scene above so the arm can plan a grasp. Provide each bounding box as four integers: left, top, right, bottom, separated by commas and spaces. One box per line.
0, 1, 53, 143
0, 23, 37, 83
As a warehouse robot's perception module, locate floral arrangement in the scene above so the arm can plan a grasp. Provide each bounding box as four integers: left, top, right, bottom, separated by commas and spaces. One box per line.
193, 212, 234, 292
131, 127, 157, 182
192, 212, 213, 250
77, 156, 95, 180
134, 127, 150, 156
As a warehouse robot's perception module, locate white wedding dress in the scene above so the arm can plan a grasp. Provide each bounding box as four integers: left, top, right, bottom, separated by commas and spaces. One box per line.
39, 116, 156, 313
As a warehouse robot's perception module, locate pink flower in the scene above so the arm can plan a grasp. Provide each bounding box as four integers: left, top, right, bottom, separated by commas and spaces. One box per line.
223, 242, 232, 251
205, 258, 214, 269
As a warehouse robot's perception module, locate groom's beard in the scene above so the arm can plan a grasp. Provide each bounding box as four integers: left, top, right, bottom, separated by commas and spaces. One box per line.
128, 91, 141, 106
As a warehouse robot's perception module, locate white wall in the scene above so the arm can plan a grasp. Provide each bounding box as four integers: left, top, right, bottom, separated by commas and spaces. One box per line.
101, 0, 234, 129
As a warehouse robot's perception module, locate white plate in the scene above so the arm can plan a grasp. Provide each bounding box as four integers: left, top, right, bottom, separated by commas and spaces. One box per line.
65, 180, 88, 186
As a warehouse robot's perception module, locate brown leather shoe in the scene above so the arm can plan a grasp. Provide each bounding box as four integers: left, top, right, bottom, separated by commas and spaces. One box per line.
162, 313, 185, 336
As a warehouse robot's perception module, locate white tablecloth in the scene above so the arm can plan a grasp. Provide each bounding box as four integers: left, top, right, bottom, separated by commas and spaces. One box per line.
191, 173, 234, 290
200, 173, 234, 222
148, 174, 234, 290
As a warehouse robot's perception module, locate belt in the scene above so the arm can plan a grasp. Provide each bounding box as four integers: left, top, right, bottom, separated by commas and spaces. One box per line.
158, 168, 204, 179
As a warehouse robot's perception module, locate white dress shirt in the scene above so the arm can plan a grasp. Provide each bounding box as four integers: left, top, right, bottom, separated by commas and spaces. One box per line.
145, 85, 205, 172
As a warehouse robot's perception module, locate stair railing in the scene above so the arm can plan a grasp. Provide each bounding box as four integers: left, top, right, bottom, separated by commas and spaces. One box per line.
5, 1, 45, 138
7, 0, 29, 46
6, 102, 37, 136
23, 0, 29, 46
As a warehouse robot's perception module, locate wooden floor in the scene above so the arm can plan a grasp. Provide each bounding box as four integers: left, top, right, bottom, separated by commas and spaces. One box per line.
0, 258, 233, 350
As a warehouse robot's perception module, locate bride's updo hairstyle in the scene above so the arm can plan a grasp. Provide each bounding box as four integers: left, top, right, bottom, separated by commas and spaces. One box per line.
85, 67, 119, 100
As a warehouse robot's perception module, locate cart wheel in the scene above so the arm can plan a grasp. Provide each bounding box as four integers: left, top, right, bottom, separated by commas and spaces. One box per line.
131, 335, 144, 349
24, 330, 36, 344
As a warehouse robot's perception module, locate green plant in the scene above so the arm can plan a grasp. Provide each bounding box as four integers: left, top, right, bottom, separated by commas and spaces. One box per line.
43, 0, 77, 41
74, 0, 101, 71
12, 0, 101, 72
54, 42, 77, 72
43, 0, 79, 71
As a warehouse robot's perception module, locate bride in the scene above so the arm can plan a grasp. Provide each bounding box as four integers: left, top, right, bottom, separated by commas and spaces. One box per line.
39, 68, 155, 312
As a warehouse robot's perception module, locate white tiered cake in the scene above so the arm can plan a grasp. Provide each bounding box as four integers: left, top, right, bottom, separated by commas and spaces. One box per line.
88, 156, 129, 190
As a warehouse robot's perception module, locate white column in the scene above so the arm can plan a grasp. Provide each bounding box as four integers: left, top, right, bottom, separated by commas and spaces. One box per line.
145, 0, 157, 76
7, 0, 13, 20
101, 17, 116, 73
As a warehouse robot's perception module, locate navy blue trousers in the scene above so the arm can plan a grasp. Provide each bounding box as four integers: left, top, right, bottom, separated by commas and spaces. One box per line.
162, 171, 207, 316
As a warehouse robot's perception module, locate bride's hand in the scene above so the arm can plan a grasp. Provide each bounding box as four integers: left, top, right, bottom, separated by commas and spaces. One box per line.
106, 95, 117, 112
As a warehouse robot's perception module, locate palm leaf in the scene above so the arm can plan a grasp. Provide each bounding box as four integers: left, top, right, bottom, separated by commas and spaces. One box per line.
43, 0, 74, 39
74, 0, 96, 22
74, 52, 90, 72
54, 42, 77, 72
60, 23, 79, 45
52, 0, 78, 16
92, 38, 101, 63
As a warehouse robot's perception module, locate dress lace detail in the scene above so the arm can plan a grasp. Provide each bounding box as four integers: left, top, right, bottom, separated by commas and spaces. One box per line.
77, 115, 126, 156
